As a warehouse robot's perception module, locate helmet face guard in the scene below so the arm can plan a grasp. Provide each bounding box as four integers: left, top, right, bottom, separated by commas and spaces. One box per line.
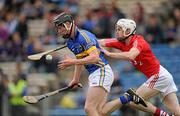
117, 28, 136, 42
53, 12, 73, 38
116, 18, 136, 42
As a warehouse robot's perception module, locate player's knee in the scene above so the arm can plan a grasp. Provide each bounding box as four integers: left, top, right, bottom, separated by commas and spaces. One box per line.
170, 108, 180, 116
97, 107, 103, 115
174, 113, 180, 116
98, 110, 107, 116
172, 111, 180, 116
84, 105, 97, 114
97, 106, 110, 116
167, 106, 180, 116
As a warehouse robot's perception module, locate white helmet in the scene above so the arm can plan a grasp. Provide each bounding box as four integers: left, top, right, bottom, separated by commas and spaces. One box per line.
116, 18, 136, 37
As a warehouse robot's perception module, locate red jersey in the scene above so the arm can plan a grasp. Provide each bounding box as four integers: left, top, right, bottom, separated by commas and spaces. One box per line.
105, 35, 160, 78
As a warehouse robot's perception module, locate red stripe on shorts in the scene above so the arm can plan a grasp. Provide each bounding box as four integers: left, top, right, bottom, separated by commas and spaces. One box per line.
148, 74, 159, 88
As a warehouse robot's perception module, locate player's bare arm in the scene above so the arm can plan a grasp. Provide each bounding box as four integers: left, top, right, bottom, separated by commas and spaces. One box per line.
98, 39, 106, 47
74, 48, 100, 65
69, 65, 83, 87
102, 47, 140, 61
58, 55, 76, 70
58, 47, 100, 69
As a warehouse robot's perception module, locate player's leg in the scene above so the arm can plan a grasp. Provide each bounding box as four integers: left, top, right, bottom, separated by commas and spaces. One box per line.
163, 92, 180, 115
100, 98, 122, 115
158, 66, 180, 115
100, 88, 148, 115
159, 70, 180, 115
130, 65, 178, 116
84, 86, 107, 116
101, 72, 166, 115
128, 85, 173, 116
97, 92, 108, 116
102, 74, 174, 115
86, 64, 114, 116
129, 85, 161, 114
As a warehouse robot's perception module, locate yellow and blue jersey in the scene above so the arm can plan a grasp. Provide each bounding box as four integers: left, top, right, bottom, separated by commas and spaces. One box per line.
66, 28, 108, 74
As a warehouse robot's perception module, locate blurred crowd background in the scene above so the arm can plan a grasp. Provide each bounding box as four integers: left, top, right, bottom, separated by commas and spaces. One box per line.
0, 0, 180, 116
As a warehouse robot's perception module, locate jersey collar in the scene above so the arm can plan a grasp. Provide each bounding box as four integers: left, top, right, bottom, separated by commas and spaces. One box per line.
128, 35, 136, 45
69, 27, 79, 40
74, 27, 79, 38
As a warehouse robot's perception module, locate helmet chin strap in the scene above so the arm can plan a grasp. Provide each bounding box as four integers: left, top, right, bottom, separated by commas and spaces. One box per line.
117, 36, 129, 42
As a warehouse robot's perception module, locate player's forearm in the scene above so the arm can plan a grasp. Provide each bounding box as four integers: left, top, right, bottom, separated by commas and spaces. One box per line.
74, 55, 100, 65
73, 65, 83, 81
98, 39, 106, 47
108, 52, 134, 61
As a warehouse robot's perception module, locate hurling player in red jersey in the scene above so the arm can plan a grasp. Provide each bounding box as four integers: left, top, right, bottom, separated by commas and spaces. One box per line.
98, 19, 180, 116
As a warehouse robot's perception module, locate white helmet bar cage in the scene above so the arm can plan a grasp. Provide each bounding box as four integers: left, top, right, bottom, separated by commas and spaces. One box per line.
116, 18, 136, 37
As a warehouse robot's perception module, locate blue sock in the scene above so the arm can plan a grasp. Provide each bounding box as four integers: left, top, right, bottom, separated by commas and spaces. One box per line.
119, 95, 133, 104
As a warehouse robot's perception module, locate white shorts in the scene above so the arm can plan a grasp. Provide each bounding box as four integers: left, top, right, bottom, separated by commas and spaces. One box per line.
143, 65, 178, 97
88, 64, 114, 92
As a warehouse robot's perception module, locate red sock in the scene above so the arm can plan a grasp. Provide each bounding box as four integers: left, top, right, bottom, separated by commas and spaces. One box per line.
154, 108, 170, 116
154, 108, 161, 116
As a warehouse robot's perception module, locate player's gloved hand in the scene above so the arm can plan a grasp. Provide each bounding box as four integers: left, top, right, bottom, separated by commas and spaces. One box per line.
125, 88, 147, 107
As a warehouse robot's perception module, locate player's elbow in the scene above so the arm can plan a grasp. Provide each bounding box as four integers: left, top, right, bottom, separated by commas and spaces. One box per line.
128, 48, 139, 60
126, 53, 136, 61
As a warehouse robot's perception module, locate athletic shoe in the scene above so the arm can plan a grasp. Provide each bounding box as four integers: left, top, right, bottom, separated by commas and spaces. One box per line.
125, 88, 147, 107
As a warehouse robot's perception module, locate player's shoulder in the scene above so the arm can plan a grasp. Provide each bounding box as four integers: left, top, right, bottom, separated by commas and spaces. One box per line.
79, 29, 95, 38
134, 34, 144, 40
133, 34, 150, 48
133, 34, 146, 43
79, 29, 97, 42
